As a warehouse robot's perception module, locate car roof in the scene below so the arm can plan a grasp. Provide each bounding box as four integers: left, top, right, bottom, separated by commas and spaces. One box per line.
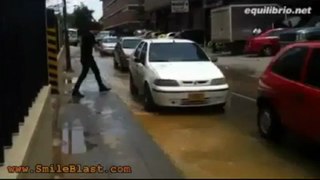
142, 38, 194, 43
287, 41, 320, 48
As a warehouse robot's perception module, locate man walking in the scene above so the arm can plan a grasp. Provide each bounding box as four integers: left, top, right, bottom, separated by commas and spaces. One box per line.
72, 28, 110, 97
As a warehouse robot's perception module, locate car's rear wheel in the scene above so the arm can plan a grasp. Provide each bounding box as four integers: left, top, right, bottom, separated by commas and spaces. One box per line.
257, 106, 283, 141
144, 84, 157, 112
262, 46, 273, 56
129, 73, 138, 96
100, 51, 104, 57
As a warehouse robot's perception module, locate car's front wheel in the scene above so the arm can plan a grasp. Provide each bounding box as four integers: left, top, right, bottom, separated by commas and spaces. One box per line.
129, 73, 138, 96
144, 84, 157, 112
257, 106, 283, 141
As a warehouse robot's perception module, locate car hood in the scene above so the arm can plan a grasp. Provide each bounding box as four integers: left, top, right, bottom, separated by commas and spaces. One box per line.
123, 48, 135, 56
149, 61, 225, 80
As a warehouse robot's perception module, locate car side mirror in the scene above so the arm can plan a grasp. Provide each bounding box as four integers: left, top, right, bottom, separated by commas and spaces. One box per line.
210, 56, 218, 63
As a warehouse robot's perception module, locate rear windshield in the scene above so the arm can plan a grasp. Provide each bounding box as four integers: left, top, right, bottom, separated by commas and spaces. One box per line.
122, 39, 141, 49
149, 43, 209, 62
103, 38, 117, 43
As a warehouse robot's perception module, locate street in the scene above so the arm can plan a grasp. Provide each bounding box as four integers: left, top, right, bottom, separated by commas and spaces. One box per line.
66, 46, 320, 178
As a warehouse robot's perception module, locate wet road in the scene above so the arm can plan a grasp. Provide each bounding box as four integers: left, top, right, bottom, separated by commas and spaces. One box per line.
70, 47, 320, 178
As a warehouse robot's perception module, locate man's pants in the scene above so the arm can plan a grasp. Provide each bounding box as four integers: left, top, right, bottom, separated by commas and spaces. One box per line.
73, 56, 104, 92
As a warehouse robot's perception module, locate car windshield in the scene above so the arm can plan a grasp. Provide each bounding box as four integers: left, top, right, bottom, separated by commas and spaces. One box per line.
103, 38, 117, 43
68, 31, 77, 37
122, 39, 141, 49
149, 43, 209, 62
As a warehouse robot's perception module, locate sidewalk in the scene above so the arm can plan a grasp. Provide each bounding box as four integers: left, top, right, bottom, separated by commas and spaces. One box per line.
56, 54, 182, 178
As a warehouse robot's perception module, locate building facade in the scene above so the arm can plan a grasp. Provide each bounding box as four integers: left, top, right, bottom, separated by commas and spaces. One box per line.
144, 0, 318, 42
100, 0, 145, 34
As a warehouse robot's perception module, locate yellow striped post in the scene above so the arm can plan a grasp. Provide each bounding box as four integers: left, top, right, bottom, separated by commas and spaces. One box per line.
47, 27, 59, 94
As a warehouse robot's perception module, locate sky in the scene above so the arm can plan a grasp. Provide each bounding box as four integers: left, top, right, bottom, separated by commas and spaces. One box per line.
46, 0, 103, 20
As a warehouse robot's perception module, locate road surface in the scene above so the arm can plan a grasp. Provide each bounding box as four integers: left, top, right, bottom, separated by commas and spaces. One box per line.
67, 46, 320, 178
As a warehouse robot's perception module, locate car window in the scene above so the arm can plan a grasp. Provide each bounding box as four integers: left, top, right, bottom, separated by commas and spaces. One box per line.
305, 48, 320, 89
140, 43, 148, 64
103, 38, 117, 43
305, 31, 320, 40
266, 29, 285, 37
271, 46, 308, 81
148, 42, 209, 62
134, 42, 144, 58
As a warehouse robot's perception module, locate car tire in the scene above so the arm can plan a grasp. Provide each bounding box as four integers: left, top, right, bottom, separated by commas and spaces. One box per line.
113, 55, 119, 69
144, 84, 157, 112
100, 51, 104, 57
215, 103, 226, 110
119, 61, 126, 72
129, 73, 138, 96
262, 46, 273, 56
257, 106, 283, 141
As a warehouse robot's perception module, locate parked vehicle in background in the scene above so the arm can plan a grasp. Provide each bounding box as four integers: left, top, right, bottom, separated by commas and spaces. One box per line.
128, 39, 229, 112
113, 37, 142, 71
99, 36, 118, 56
210, 4, 285, 54
95, 30, 112, 43
175, 29, 205, 46
257, 42, 320, 143
68, 28, 79, 46
244, 28, 287, 56
166, 32, 177, 39
279, 27, 320, 47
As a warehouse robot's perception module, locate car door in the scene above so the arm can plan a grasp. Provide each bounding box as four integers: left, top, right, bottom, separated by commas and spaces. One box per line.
131, 42, 144, 85
136, 42, 148, 92
300, 48, 320, 140
268, 46, 309, 132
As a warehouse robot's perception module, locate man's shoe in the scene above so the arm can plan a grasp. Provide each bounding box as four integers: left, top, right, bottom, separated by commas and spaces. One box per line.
72, 91, 85, 98
99, 85, 111, 92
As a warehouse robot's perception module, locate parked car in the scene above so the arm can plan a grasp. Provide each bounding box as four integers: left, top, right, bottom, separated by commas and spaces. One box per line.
68, 28, 79, 46
244, 28, 287, 56
257, 42, 320, 142
95, 30, 112, 42
166, 32, 177, 39
279, 27, 320, 47
128, 39, 229, 112
99, 36, 118, 56
113, 37, 142, 71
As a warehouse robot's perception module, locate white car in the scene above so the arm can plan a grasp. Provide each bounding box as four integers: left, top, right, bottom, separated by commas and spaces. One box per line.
128, 39, 229, 112
99, 36, 118, 56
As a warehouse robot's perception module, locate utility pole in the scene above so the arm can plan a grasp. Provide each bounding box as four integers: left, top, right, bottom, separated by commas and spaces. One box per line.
62, 0, 72, 72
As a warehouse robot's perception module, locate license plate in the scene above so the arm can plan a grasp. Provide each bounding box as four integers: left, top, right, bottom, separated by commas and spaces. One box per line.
188, 92, 205, 101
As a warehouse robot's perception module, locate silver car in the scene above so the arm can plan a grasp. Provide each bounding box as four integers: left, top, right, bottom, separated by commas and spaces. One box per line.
99, 36, 118, 56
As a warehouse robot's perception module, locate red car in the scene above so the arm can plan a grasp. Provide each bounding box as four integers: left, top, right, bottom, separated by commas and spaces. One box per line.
244, 28, 287, 56
257, 42, 320, 142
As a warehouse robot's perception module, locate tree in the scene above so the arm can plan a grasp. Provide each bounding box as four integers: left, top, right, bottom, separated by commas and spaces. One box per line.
69, 3, 102, 33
